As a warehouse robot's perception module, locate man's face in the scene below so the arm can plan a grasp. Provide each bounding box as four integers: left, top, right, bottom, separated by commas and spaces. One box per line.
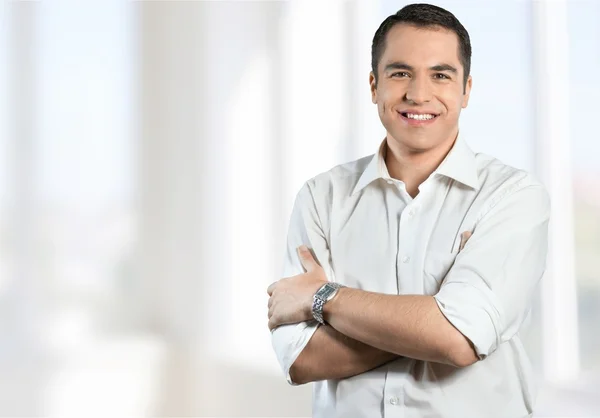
370, 23, 472, 153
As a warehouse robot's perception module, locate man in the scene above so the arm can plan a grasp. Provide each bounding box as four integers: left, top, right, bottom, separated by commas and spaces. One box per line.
267, 3, 549, 418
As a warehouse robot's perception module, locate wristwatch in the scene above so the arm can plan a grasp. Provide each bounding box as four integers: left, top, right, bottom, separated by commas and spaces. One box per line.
312, 282, 344, 325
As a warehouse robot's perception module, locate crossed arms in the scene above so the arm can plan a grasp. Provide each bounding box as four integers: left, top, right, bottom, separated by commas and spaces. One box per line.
268, 181, 550, 385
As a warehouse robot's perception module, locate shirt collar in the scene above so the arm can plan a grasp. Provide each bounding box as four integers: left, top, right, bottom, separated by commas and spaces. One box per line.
351, 138, 389, 196
351, 134, 479, 196
435, 135, 479, 190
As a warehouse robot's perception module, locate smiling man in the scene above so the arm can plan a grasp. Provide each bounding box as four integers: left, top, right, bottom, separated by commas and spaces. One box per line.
267, 4, 549, 418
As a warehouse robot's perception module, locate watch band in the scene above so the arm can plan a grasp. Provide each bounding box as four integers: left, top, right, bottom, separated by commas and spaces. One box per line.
312, 282, 344, 325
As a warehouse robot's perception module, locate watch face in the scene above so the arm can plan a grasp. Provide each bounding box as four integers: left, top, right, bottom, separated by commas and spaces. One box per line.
325, 283, 341, 300
317, 284, 334, 299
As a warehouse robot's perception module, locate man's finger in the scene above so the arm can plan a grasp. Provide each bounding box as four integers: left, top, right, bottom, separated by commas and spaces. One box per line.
268, 316, 279, 332
298, 245, 317, 272
459, 231, 472, 252
267, 281, 277, 296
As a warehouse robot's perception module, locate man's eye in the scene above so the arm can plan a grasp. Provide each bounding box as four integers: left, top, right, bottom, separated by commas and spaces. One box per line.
434, 73, 450, 80
392, 72, 410, 78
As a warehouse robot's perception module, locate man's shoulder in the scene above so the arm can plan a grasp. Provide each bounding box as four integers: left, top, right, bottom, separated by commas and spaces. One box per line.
305, 153, 374, 193
473, 152, 548, 209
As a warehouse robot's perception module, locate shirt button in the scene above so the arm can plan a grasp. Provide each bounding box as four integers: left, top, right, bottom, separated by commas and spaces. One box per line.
402, 256, 410, 263
389, 397, 398, 405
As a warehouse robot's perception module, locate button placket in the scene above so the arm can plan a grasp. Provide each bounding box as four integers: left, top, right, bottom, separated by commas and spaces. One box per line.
397, 197, 423, 294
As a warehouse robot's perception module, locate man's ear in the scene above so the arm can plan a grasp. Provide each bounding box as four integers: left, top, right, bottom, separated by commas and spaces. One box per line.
462, 75, 472, 109
369, 72, 377, 104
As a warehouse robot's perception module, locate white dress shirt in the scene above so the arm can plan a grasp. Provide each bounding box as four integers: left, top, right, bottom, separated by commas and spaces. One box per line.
271, 135, 550, 418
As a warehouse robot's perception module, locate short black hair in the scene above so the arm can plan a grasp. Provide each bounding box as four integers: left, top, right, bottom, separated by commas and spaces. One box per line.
371, 3, 471, 90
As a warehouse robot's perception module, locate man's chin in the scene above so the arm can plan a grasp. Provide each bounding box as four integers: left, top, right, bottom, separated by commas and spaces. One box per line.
387, 133, 441, 154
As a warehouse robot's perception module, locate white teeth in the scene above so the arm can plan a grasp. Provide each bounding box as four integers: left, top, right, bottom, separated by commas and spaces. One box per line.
405, 113, 435, 120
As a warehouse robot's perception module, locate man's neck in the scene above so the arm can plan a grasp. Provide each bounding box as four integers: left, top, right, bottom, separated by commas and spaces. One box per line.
385, 133, 457, 198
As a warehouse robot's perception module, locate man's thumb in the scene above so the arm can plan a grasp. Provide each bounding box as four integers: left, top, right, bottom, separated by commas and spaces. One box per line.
298, 245, 316, 272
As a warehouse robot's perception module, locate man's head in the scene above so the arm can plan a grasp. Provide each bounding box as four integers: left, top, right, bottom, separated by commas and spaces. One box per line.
369, 3, 473, 153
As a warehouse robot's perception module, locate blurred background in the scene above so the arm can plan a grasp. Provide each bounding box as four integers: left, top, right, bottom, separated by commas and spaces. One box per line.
0, 0, 599, 416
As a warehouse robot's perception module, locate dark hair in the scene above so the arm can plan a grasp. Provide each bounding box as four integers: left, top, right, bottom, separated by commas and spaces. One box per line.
371, 3, 471, 90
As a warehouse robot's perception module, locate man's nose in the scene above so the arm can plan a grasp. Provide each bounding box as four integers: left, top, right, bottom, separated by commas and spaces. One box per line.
405, 77, 432, 104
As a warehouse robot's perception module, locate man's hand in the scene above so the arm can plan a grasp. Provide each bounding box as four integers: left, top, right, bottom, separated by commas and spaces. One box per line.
459, 231, 472, 252
267, 246, 328, 331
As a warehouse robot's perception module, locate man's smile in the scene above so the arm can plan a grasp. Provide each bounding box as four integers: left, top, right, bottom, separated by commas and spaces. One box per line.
398, 111, 440, 126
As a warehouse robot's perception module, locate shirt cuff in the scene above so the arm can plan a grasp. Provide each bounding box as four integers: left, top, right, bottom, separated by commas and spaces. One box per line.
434, 282, 503, 359
271, 320, 320, 385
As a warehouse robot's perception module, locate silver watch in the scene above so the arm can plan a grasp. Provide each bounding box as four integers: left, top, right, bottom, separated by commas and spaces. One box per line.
312, 282, 344, 325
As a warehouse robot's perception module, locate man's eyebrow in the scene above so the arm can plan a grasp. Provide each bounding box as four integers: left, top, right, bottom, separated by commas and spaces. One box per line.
384, 62, 414, 72
383, 62, 458, 74
430, 64, 457, 73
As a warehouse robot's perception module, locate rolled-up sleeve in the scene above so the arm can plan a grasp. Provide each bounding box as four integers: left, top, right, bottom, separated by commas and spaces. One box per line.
271, 180, 334, 384
434, 184, 550, 359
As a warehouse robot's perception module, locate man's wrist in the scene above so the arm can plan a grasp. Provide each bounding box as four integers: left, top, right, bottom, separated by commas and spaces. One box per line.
322, 286, 347, 323
306, 281, 327, 319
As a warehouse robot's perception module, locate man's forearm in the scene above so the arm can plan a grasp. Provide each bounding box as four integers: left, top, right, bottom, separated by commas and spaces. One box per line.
323, 288, 478, 367
290, 324, 399, 385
